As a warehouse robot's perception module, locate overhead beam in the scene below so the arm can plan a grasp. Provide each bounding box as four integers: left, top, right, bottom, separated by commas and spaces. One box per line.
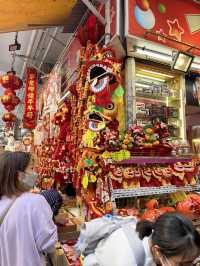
81, 0, 106, 25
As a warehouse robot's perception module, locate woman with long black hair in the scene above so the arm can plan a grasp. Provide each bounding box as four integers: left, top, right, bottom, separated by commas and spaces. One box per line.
0, 151, 57, 266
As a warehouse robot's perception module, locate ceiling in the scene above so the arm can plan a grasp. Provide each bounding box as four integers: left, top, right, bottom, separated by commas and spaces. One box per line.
0, 0, 91, 128
0, 0, 77, 33
0, 27, 73, 126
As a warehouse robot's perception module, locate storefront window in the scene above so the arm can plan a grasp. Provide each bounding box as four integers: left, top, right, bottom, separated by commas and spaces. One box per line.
135, 63, 185, 141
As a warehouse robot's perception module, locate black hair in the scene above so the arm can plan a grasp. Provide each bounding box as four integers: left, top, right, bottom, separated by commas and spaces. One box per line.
61, 183, 76, 197
41, 189, 63, 216
136, 212, 200, 259
0, 151, 31, 198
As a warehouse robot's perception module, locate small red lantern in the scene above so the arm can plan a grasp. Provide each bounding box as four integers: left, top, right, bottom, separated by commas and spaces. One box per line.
4, 104, 15, 112
1, 91, 20, 111
0, 70, 23, 90
12, 95, 20, 105
5, 89, 16, 96
2, 112, 16, 122
1, 94, 13, 105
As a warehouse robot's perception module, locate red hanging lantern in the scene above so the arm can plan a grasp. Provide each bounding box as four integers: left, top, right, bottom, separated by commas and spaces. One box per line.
2, 112, 16, 122
1, 94, 13, 105
1, 91, 20, 111
5, 89, 16, 96
0, 70, 23, 90
4, 104, 15, 112
12, 95, 20, 106
77, 15, 104, 46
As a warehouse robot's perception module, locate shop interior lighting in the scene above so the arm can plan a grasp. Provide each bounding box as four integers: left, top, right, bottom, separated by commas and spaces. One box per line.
135, 47, 199, 71
172, 51, 194, 73
135, 82, 150, 88
135, 47, 172, 62
141, 69, 174, 78
191, 62, 200, 70
136, 73, 166, 82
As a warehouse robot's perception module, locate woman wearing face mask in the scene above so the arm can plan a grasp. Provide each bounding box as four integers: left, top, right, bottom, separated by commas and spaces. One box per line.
0, 151, 57, 266
79, 212, 200, 266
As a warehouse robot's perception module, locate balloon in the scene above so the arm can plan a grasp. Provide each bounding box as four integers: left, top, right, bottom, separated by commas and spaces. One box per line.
136, 0, 150, 11
158, 3, 166, 13
134, 5, 155, 30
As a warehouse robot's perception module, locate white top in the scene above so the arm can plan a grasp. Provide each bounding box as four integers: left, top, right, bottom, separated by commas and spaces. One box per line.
0, 192, 58, 266
84, 227, 155, 266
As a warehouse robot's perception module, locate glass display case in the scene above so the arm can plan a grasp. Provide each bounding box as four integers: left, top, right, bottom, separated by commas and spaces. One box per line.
134, 63, 185, 141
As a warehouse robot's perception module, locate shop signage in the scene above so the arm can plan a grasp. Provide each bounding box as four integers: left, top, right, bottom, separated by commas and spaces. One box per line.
125, 0, 200, 56
23, 68, 37, 129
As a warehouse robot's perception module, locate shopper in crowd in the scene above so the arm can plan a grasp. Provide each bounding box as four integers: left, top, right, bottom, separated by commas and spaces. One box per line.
77, 212, 200, 266
61, 182, 76, 200
41, 183, 76, 225
0, 151, 57, 266
41, 189, 63, 217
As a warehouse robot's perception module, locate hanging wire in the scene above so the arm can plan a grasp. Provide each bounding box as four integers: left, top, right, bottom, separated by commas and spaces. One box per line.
11, 52, 16, 71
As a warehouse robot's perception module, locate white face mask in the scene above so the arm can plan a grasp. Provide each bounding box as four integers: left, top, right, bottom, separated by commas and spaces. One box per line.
19, 172, 38, 188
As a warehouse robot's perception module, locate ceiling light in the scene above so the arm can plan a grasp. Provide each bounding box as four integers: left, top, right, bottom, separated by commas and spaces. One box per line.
141, 69, 174, 78
191, 62, 200, 70
135, 82, 150, 88
136, 73, 166, 82
135, 47, 172, 62
172, 51, 194, 73
9, 32, 21, 52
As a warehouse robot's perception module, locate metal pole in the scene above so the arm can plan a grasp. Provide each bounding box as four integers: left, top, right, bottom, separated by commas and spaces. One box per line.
105, 0, 111, 45
81, 0, 106, 25
38, 27, 59, 69
125, 57, 136, 128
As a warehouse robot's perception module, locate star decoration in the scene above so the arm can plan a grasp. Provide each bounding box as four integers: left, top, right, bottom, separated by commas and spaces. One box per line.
167, 19, 184, 41
156, 28, 167, 43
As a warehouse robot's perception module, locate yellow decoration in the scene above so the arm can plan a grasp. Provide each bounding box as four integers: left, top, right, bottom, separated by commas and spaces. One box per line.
82, 130, 97, 148
97, 122, 106, 130
90, 175, 97, 183
82, 174, 89, 189
102, 150, 131, 161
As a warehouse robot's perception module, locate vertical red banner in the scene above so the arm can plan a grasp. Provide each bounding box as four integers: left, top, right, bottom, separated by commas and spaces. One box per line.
23, 68, 37, 129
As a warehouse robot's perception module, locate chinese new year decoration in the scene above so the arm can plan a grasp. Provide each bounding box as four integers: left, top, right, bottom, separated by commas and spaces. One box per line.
23, 68, 37, 129
77, 15, 104, 46
35, 42, 199, 222
0, 70, 22, 128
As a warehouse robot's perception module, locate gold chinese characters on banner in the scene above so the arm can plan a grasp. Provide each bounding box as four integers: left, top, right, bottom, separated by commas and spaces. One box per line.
23, 68, 37, 129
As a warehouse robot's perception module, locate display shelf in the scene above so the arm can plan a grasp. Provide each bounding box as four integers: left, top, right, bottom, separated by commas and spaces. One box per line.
136, 95, 166, 103
111, 184, 200, 200
114, 156, 193, 165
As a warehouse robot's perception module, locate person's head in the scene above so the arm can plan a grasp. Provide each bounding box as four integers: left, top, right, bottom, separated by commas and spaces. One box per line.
61, 183, 76, 199
0, 151, 35, 198
137, 212, 200, 266
41, 189, 63, 216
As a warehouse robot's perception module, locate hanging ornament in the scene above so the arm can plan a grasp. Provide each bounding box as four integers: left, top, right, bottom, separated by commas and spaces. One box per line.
0, 70, 23, 91
2, 112, 16, 123
0, 53, 23, 126
77, 15, 104, 46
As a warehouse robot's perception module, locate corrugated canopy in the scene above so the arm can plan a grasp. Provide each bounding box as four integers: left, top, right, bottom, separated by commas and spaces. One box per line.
0, 0, 77, 32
